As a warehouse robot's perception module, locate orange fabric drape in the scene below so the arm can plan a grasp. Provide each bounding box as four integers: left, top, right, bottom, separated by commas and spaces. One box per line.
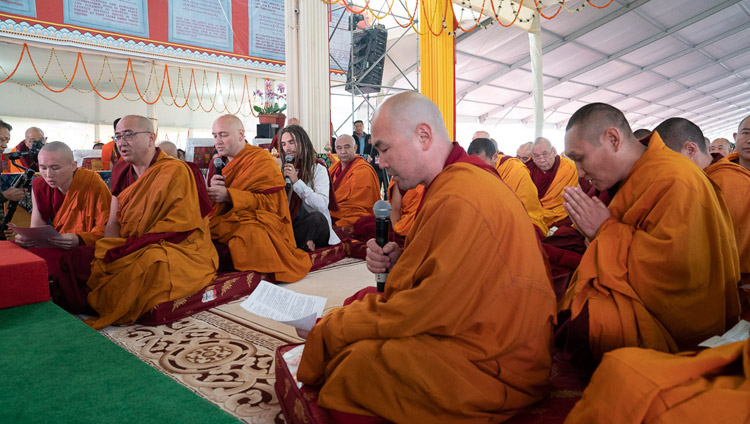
496, 155, 548, 234
420, 1, 455, 140
50, 168, 111, 245
328, 157, 380, 227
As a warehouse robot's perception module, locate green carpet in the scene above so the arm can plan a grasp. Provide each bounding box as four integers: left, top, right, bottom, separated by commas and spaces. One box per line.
0, 302, 242, 424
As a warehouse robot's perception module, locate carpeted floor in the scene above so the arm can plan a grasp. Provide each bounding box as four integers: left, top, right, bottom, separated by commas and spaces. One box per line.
100, 258, 372, 424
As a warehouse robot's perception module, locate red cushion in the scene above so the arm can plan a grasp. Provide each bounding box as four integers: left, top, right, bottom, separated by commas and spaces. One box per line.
137, 270, 272, 326
343, 239, 368, 260
137, 245, 347, 326
0, 241, 49, 308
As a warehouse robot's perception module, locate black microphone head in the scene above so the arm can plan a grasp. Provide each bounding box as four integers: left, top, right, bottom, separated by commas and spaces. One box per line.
285, 155, 293, 164
373, 200, 392, 219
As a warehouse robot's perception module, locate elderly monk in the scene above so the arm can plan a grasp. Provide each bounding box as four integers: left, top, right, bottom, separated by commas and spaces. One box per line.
77, 115, 219, 329
558, 103, 740, 364
156, 140, 178, 158
298, 92, 556, 423
730, 115, 750, 170
656, 117, 750, 319
516, 141, 532, 163
328, 134, 380, 227
468, 137, 548, 235
14, 142, 110, 276
565, 339, 750, 424
710, 137, 732, 157
207, 114, 310, 282
527, 137, 579, 228
8, 126, 46, 172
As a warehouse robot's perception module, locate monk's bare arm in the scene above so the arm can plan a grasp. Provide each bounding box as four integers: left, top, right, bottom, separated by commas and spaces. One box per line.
104, 195, 121, 238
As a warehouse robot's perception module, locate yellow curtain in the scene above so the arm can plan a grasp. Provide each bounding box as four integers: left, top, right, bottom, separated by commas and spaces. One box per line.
420, 1, 456, 140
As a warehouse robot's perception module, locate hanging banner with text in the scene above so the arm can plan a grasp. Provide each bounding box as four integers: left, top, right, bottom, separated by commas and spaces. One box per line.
0, 0, 349, 76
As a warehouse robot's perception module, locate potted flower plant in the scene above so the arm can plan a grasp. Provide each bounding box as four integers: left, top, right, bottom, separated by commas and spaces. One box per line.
253, 78, 287, 127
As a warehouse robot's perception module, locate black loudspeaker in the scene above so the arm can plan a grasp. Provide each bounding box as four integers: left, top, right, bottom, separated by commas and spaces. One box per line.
346, 24, 387, 94
257, 123, 278, 139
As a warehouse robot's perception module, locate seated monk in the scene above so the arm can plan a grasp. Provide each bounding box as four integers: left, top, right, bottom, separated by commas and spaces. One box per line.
558, 103, 740, 365
730, 115, 750, 170
517, 141, 532, 163
278, 124, 341, 251
7, 126, 45, 173
526, 136, 579, 229
156, 140, 178, 158
328, 134, 380, 227
655, 117, 750, 320
710, 137, 733, 157
468, 137, 548, 235
565, 339, 750, 423
14, 142, 111, 275
297, 92, 556, 422
207, 114, 311, 282
64, 115, 218, 329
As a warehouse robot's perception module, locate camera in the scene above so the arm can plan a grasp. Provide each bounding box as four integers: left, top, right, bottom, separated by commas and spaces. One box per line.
7, 139, 43, 169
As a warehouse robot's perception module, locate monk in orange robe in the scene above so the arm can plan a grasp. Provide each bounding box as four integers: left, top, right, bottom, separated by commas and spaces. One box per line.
328, 134, 380, 227
558, 103, 740, 363
14, 142, 110, 275
7, 126, 45, 173
565, 339, 750, 424
100, 118, 121, 171
81, 115, 218, 329
387, 179, 424, 237
527, 137, 579, 228
207, 114, 311, 283
732, 115, 750, 170
298, 92, 556, 423
469, 136, 548, 235
656, 117, 750, 320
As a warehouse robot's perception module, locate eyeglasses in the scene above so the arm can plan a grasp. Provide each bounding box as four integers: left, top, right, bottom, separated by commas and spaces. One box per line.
113, 131, 151, 143
532, 151, 552, 161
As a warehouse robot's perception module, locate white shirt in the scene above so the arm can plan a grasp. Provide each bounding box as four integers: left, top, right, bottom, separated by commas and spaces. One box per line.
292, 163, 341, 245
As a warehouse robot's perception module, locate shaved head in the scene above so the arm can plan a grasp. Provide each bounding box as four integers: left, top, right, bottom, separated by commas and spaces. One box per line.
531, 137, 556, 172
633, 129, 652, 140
735, 115, 750, 169
370, 91, 453, 189
516, 142, 532, 162
157, 141, 178, 158
472, 130, 491, 141
566, 102, 633, 146
40, 141, 74, 162
38, 141, 77, 192
335, 134, 356, 165
468, 137, 498, 167
212, 114, 246, 158
654, 118, 706, 153
710, 138, 731, 156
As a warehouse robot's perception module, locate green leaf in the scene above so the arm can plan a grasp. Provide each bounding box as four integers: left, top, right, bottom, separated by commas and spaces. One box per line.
253, 106, 262, 113
279, 104, 287, 113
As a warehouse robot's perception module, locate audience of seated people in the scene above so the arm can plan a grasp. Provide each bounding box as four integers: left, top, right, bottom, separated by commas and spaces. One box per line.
2, 106, 748, 422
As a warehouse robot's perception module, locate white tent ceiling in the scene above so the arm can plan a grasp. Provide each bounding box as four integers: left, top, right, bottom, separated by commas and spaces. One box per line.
377, 0, 750, 141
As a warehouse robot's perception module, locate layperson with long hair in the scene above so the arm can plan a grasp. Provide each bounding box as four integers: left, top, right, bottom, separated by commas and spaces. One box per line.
279, 125, 340, 251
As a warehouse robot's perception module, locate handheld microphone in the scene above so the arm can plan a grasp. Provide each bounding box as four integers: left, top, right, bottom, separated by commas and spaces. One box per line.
284, 155, 293, 189
213, 157, 224, 176
373, 200, 392, 292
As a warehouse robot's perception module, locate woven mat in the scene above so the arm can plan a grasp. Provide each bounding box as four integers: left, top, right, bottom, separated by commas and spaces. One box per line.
101, 258, 372, 424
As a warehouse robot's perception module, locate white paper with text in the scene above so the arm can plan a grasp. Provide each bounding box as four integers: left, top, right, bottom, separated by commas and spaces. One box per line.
240, 280, 326, 331
698, 320, 749, 348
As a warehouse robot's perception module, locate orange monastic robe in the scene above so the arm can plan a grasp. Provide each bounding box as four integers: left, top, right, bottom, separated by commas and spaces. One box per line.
208, 144, 311, 282
705, 155, 750, 319
562, 132, 741, 358
299, 147, 556, 422
35, 168, 111, 245
565, 340, 750, 424
86, 152, 218, 329
328, 156, 380, 227
497, 154, 548, 234
100, 141, 118, 171
539, 156, 577, 227
387, 180, 424, 237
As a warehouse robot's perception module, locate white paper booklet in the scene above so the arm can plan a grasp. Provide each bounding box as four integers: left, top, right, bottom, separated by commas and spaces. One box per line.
282, 345, 306, 389
698, 320, 749, 348
8, 224, 62, 248
240, 280, 326, 331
